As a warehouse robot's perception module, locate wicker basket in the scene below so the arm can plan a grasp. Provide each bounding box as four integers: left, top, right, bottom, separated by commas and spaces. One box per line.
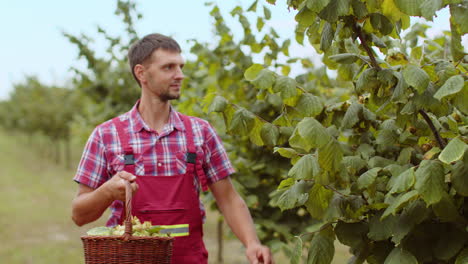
81, 181, 174, 264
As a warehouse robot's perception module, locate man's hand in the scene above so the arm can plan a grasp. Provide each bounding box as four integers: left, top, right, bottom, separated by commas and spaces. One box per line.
246, 242, 273, 264
103, 171, 138, 201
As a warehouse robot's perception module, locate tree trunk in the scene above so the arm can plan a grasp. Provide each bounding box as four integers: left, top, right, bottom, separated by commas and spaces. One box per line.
217, 217, 224, 264
65, 134, 71, 169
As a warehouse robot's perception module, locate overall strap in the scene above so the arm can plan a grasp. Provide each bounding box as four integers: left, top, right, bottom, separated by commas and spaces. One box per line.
112, 117, 136, 175
180, 114, 209, 192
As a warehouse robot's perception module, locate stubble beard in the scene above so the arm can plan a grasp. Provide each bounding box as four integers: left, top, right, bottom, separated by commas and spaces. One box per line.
159, 90, 180, 102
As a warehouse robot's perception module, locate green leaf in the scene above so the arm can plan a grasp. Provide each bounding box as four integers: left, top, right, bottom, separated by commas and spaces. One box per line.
420, 0, 443, 20
252, 69, 276, 90
208, 95, 228, 113
291, 236, 303, 264
278, 178, 295, 189
342, 156, 367, 175
452, 155, 468, 196
307, 227, 335, 264
318, 139, 344, 172
341, 103, 362, 129
351, 0, 368, 19
402, 65, 430, 94
376, 129, 399, 146
439, 137, 467, 164
289, 154, 319, 179
368, 212, 398, 241
296, 117, 330, 149
328, 53, 359, 64
451, 20, 465, 61
394, 0, 424, 16
451, 2, 468, 34
433, 225, 467, 261
415, 160, 446, 205
391, 72, 408, 102
388, 167, 415, 194
247, 0, 258, 12
320, 22, 334, 52
455, 247, 468, 264
370, 13, 394, 35
453, 85, 468, 114
307, 0, 332, 12
274, 76, 298, 99
260, 123, 279, 147
391, 200, 429, 244
381, 190, 419, 219
274, 147, 298, 158
263, 5, 272, 19
257, 17, 265, 31
397, 148, 413, 165
433, 75, 465, 100
335, 221, 369, 248
384, 248, 418, 264
358, 144, 375, 160
250, 118, 264, 146
305, 183, 334, 219
318, 0, 351, 23
277, 180, 311, 211
432, 193, 464, 222
244, 64, 264, 81
229, 108, 256, 135
357, 167, 381, 189
356, 68, 380, 94
296, 6, 316, 27
296, 93, 323, 117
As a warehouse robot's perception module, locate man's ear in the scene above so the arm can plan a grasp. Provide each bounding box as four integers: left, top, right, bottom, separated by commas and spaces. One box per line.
134, 64, 146, 84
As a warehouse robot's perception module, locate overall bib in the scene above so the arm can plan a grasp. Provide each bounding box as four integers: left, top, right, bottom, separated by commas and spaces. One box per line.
113, 114, 209, 264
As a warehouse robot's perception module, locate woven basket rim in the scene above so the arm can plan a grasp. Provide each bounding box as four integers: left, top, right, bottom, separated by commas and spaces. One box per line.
81, 235, 174, 241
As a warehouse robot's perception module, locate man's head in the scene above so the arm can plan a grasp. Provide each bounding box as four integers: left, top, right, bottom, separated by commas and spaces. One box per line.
128, 33, 182, 87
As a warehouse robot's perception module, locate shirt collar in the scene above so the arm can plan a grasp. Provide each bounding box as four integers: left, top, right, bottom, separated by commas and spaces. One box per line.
128, 100, 185, 133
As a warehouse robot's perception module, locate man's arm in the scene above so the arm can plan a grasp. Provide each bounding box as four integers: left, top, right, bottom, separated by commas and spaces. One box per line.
210, 177, 273, 264
72, 172, 137, 226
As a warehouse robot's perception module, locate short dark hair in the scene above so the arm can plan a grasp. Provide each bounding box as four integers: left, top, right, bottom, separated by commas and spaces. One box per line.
128, 33, 181, 86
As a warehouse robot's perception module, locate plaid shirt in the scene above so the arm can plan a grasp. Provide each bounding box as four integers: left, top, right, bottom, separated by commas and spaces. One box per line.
74, 101, 235, 226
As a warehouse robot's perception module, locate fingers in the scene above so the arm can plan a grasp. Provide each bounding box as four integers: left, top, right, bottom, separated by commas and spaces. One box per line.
131, 181, 139, 192
117, 171, 137, 182
246, 245, 273, 264
259, 246, 272, 264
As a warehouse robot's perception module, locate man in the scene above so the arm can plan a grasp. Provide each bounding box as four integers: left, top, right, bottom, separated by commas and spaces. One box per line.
72, 33, 273, 264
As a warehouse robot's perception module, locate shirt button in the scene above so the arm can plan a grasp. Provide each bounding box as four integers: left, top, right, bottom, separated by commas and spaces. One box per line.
158, 163, 162, 167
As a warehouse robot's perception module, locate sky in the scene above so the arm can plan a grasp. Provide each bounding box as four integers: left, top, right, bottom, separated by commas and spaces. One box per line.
0, 0, 464, 100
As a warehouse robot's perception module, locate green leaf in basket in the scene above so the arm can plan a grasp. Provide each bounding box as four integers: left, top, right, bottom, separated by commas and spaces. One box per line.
86, 226, 112, 236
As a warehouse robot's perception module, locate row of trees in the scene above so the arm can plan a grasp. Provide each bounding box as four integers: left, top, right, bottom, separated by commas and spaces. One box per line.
1, 0, 467, 263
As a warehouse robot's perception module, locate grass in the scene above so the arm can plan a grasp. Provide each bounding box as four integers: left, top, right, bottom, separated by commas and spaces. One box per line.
0, 130, 351, 263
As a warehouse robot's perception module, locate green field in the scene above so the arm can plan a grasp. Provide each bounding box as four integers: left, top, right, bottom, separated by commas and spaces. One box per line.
0, 130, 350, 263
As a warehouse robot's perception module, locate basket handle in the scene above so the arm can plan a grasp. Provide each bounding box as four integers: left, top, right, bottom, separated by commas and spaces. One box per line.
123, 180, 133, 241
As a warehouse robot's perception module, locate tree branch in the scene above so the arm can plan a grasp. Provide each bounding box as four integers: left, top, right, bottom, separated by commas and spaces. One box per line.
353, 23, 381, 70
418, 109, 446, 149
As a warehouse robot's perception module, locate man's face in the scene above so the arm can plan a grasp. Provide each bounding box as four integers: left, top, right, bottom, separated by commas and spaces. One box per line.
139, 49, 185, 101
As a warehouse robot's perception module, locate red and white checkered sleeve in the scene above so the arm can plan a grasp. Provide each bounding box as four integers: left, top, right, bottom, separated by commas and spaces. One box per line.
201, 122, 236, 185
73, 127, 109, 189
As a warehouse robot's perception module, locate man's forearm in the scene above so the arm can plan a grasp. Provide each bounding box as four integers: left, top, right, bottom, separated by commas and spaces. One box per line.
218, 194, 260, 247
71, 183, 114, 226
211, 178, 261, 247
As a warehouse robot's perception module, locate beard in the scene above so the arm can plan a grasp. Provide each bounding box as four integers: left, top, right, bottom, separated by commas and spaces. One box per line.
159, 90, 180, 101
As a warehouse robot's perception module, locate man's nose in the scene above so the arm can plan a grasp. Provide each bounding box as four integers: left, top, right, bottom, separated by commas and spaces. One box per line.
175, 67, 184, 80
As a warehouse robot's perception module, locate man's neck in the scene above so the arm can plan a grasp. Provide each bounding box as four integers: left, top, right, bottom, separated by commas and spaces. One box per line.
138, 95, 171, 133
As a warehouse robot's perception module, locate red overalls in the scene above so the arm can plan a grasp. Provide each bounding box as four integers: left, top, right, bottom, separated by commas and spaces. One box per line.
112, 114, 209, 264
